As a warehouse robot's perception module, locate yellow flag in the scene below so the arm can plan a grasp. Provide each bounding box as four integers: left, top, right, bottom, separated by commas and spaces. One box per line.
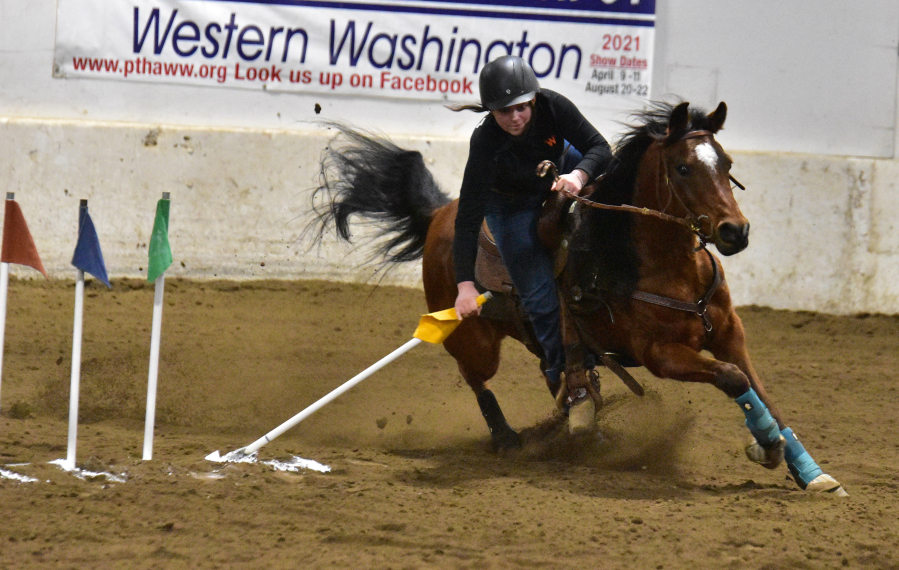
413, 292, 492, 344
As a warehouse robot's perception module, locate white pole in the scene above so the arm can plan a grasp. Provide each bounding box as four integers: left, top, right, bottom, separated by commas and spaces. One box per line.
0, 261, 8, 414
142, 273, 165, 461
240, 338, 423, 455
65, 270, 85, 470
0, 192, 15, 414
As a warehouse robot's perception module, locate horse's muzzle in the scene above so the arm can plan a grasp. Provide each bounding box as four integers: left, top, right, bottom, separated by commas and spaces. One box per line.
716, 221, 750, 255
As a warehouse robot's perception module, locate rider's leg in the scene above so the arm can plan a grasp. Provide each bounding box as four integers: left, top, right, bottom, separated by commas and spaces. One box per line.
485, 198, 565, 395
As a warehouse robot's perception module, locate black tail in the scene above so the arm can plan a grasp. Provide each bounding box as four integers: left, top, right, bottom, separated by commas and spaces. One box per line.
308, 123, 452, 264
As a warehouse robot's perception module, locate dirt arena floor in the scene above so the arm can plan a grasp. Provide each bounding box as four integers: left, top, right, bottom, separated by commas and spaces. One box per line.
1, 277, 897, 569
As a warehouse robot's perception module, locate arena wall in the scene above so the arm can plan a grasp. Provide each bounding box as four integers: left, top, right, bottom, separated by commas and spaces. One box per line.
3, 118, 899, 315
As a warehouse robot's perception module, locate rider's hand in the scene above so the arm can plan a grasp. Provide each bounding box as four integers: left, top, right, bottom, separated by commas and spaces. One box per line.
454, 281, 482, 319
551, 169, 588, 196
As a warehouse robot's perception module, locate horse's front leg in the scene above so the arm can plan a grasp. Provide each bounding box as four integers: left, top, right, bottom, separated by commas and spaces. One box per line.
707, 316, 848, 496
704, 315, 787, 470
645, 342, 784, 460
645, 342, 841, 495
649, 338, 847, 495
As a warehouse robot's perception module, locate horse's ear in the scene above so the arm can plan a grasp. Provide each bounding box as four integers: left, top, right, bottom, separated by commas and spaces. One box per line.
707, 102, 727, 133
666, 102, 690, 142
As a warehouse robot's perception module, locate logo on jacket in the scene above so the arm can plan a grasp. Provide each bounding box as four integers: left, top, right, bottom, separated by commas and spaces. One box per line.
544, 136, 556, 147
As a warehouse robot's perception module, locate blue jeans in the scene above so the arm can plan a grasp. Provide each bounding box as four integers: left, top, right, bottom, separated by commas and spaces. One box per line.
483, 142, 582, 385
485, 194, 564, 379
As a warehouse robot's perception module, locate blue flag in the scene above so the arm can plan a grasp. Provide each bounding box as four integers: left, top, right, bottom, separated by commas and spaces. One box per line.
71, 202, 110, 288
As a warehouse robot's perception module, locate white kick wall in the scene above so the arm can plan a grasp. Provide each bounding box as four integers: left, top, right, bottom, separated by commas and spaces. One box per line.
2, 0, 899, 314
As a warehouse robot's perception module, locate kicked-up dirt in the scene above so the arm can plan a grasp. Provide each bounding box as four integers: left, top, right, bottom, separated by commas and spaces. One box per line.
1, 278, 897, 569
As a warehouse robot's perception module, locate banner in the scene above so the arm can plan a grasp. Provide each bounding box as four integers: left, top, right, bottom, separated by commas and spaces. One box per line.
53, 0, 655, 115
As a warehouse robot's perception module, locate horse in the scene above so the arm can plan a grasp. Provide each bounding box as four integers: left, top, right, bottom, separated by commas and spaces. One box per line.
308, 101, 847, 496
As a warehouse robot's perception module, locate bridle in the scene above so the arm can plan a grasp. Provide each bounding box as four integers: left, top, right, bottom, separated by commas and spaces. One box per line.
537, 129, 746, 248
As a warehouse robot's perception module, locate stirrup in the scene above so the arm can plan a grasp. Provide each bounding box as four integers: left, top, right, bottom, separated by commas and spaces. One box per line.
561, 370, 601, 435
564, 369, 601, 408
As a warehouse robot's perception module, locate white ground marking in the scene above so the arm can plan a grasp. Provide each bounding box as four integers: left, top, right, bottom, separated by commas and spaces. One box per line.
206, 450, 330, 473
49, 459, 127, 483
695, 142, 719, 171
1, 466, 38, 483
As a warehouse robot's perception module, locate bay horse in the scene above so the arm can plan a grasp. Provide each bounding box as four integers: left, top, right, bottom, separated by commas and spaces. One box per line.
308, 101, 846, 496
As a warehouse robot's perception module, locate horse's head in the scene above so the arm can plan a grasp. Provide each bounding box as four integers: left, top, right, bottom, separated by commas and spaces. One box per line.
643, 101, 749, 256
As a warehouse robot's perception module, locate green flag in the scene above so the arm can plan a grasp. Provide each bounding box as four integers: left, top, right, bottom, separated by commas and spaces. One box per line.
147, 198, 172, 282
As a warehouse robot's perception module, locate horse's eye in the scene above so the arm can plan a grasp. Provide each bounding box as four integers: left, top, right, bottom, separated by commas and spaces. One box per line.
676, 165, 690, 176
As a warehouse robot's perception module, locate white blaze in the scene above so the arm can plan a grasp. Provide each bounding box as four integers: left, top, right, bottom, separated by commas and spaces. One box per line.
695, 142, 719, 171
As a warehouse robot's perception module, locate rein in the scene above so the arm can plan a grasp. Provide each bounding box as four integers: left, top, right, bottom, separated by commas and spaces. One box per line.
538, 129, 745, 244
537, 159, 699, 232
548, 129, 731, 333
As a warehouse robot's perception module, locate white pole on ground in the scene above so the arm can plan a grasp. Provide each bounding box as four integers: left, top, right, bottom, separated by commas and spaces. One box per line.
142, 273, 165, 461
238, 337, 423, 456
65, 269, 85, 470
0, 261, 8, 414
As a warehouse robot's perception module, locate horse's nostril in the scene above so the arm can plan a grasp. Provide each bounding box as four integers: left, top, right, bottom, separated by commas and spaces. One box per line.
718, 222, 749, 245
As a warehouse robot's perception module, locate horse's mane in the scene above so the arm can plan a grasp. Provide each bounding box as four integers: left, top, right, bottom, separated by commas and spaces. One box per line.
573, 101, 714, 296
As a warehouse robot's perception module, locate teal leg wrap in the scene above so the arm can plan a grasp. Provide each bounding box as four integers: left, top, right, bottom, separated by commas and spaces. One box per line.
735, 388, 781, 447
781, 427, 823, 489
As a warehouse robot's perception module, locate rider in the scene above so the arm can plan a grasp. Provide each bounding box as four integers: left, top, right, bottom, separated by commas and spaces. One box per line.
452, 55, 614, 401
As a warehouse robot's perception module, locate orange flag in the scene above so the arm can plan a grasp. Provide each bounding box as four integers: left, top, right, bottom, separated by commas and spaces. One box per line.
1, 199, 48, 278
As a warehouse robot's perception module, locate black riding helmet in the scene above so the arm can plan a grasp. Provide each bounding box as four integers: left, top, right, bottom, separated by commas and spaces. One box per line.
479, 55, 540, 111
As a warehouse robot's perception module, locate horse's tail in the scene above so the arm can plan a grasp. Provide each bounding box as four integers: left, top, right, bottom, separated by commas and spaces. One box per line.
308, 123, 452, 265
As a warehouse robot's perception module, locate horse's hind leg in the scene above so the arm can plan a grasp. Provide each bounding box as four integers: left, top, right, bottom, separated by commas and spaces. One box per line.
475, 388, 521, 450
444, 323, 522, 450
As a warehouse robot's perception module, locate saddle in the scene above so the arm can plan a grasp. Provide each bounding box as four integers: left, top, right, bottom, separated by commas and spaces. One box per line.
474, 191, 572, 295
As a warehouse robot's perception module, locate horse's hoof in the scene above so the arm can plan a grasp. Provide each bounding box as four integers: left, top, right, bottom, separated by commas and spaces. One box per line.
805, 474, 849, 497
567, 398, 597, 436
491, 428, 522, 451
745, 435, 785, 469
